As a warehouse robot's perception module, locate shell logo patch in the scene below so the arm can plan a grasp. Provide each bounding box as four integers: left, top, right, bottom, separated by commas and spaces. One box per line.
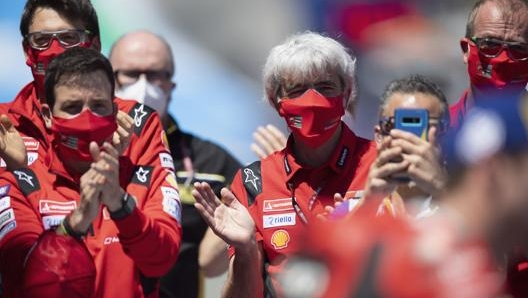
271, 229, 290, 250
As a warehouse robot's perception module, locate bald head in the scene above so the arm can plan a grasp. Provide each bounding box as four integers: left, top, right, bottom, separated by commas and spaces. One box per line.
109, 30, 175, 78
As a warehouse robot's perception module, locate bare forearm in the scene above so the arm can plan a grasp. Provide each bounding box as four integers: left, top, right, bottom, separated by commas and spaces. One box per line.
221, 241, 263, 298
199, 228, 229, 277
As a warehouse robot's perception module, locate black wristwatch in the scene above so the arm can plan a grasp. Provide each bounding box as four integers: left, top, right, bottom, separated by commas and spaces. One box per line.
109, 192, 136, 220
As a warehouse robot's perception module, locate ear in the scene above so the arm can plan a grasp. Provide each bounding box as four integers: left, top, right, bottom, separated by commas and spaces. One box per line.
460, 38, 469, 65
90, 36, 101, 52
41, 104, 53, 130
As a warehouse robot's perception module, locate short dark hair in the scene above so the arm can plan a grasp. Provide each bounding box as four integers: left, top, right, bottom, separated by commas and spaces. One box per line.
465, 0, 528, 38
20, 0, 100, 39
45, 47, 114, 108
380, 74, 449, 121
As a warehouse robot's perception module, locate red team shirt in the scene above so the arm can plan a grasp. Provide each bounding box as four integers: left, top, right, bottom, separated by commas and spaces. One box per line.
228, 123, 377, 297
0, 82, 182, 297
290, 202, 503, 298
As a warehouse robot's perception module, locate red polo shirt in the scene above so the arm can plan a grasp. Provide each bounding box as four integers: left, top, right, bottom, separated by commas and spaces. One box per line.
228, 123, 376, 297
0, 142, 182, 298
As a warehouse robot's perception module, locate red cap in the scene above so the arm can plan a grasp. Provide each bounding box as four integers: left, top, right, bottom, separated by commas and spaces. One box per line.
23, 230, 96, 298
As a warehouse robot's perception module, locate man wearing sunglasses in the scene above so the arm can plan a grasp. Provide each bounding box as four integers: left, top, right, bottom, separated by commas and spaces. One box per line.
359, 75, 449, 218
0, 1, 183, 297
450, 0, 528, 128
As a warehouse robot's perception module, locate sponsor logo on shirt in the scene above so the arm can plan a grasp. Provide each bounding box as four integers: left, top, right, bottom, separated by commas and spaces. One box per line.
22, 137, 39, 151
243, 168, 260, 191
0, 221, 16, 241
159, 152, 175, 170
336, 146, 349, 168
271, 229, 290, 250
42, 215, 65, 230
131, 166, 153, 186
165, 172, 179, 189
104, 236, 120, 245
0, 185, 10, 197
161, 186, 182, 222
0, 196, 10, 213
0, 209, 15, 230
13, 169, 40, 195
129, 103, 153, 136
39, 200, 77, 214
263, 212, 296, 229
27, 152, 38, 166
263, 198, 294, 212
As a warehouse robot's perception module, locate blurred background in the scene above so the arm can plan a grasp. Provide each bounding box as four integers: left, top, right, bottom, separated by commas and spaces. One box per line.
0, 0, 474, 295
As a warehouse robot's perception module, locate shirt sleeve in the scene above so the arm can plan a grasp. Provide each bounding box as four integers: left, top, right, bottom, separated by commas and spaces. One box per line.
0, 174, 94, 298
116, 108, 182, 277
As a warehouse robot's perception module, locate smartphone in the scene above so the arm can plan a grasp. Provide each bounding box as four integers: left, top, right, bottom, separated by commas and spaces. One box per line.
394, 108, 429, 140
391, 108, 429, 182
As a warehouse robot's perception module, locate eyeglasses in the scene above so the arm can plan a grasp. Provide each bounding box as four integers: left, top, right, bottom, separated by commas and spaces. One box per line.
25, 29, 91, 50
114, 70, 171, 86
378, 116, 448, 136
470, 37, 528, 61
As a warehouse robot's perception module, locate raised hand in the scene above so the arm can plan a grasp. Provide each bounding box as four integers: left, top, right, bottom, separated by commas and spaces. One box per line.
89, 142, 125, 212
250, 124, 287, 159
0, 114, 27, 170
193, 182, 255, 249
113, 111, 134, 155
70, 165, 104, 234
390, 127, 446, 196
364, 135, 409, 199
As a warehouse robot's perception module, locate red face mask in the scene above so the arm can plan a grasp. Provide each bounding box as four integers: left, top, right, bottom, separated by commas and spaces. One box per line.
51, 109, 117, 162
279, 89, 344, 147
25, 39, 92, 97
467, 42, 528, 93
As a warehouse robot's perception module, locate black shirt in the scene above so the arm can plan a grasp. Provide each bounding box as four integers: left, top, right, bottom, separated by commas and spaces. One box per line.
159, 116, 241, 298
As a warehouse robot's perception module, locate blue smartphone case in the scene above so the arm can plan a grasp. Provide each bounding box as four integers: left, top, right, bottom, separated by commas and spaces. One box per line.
394, 108, 429, 140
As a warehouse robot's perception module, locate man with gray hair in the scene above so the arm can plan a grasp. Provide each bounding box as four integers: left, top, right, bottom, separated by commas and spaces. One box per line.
192, 31, 376, 298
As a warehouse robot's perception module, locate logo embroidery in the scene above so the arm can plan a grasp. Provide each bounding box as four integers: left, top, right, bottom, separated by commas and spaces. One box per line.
22, 137, 39, 151
244, 168, 259, 191
134, 104, 148, 127
271, 229, 290, 250
263, 213, 296, 229
39, 200, 77, 214
136, 167, 149, 183
0, 185, 10, 197
14, 170, 34, 187
131, 166, 153, 186
263, 198, 294, 212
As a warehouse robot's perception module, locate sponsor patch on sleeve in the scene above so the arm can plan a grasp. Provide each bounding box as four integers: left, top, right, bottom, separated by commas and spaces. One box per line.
0, 221, 16, 241
159, 152, 175, 170
131, 166, 153, 186
0, 208, 15, 231
161, 186, 182, 222
13, 168, 40, 196
129, 103, 154, 136
0, 185, 10, 197
0, 196, 10, 213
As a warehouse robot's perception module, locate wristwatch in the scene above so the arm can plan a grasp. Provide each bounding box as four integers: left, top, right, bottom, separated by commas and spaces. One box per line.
109, 192, 137, 220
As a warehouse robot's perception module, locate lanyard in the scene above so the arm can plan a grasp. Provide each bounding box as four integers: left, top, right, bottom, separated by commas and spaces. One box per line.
288, 182, 323, 225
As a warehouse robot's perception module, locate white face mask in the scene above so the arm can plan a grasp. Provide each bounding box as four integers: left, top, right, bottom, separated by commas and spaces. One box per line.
116, 76, 169, 119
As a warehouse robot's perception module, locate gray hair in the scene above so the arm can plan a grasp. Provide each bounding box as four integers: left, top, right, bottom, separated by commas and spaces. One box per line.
262, 31, 358, 114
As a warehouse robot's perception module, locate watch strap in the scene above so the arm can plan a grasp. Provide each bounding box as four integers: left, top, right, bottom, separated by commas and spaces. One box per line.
109, 192, 137, 220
